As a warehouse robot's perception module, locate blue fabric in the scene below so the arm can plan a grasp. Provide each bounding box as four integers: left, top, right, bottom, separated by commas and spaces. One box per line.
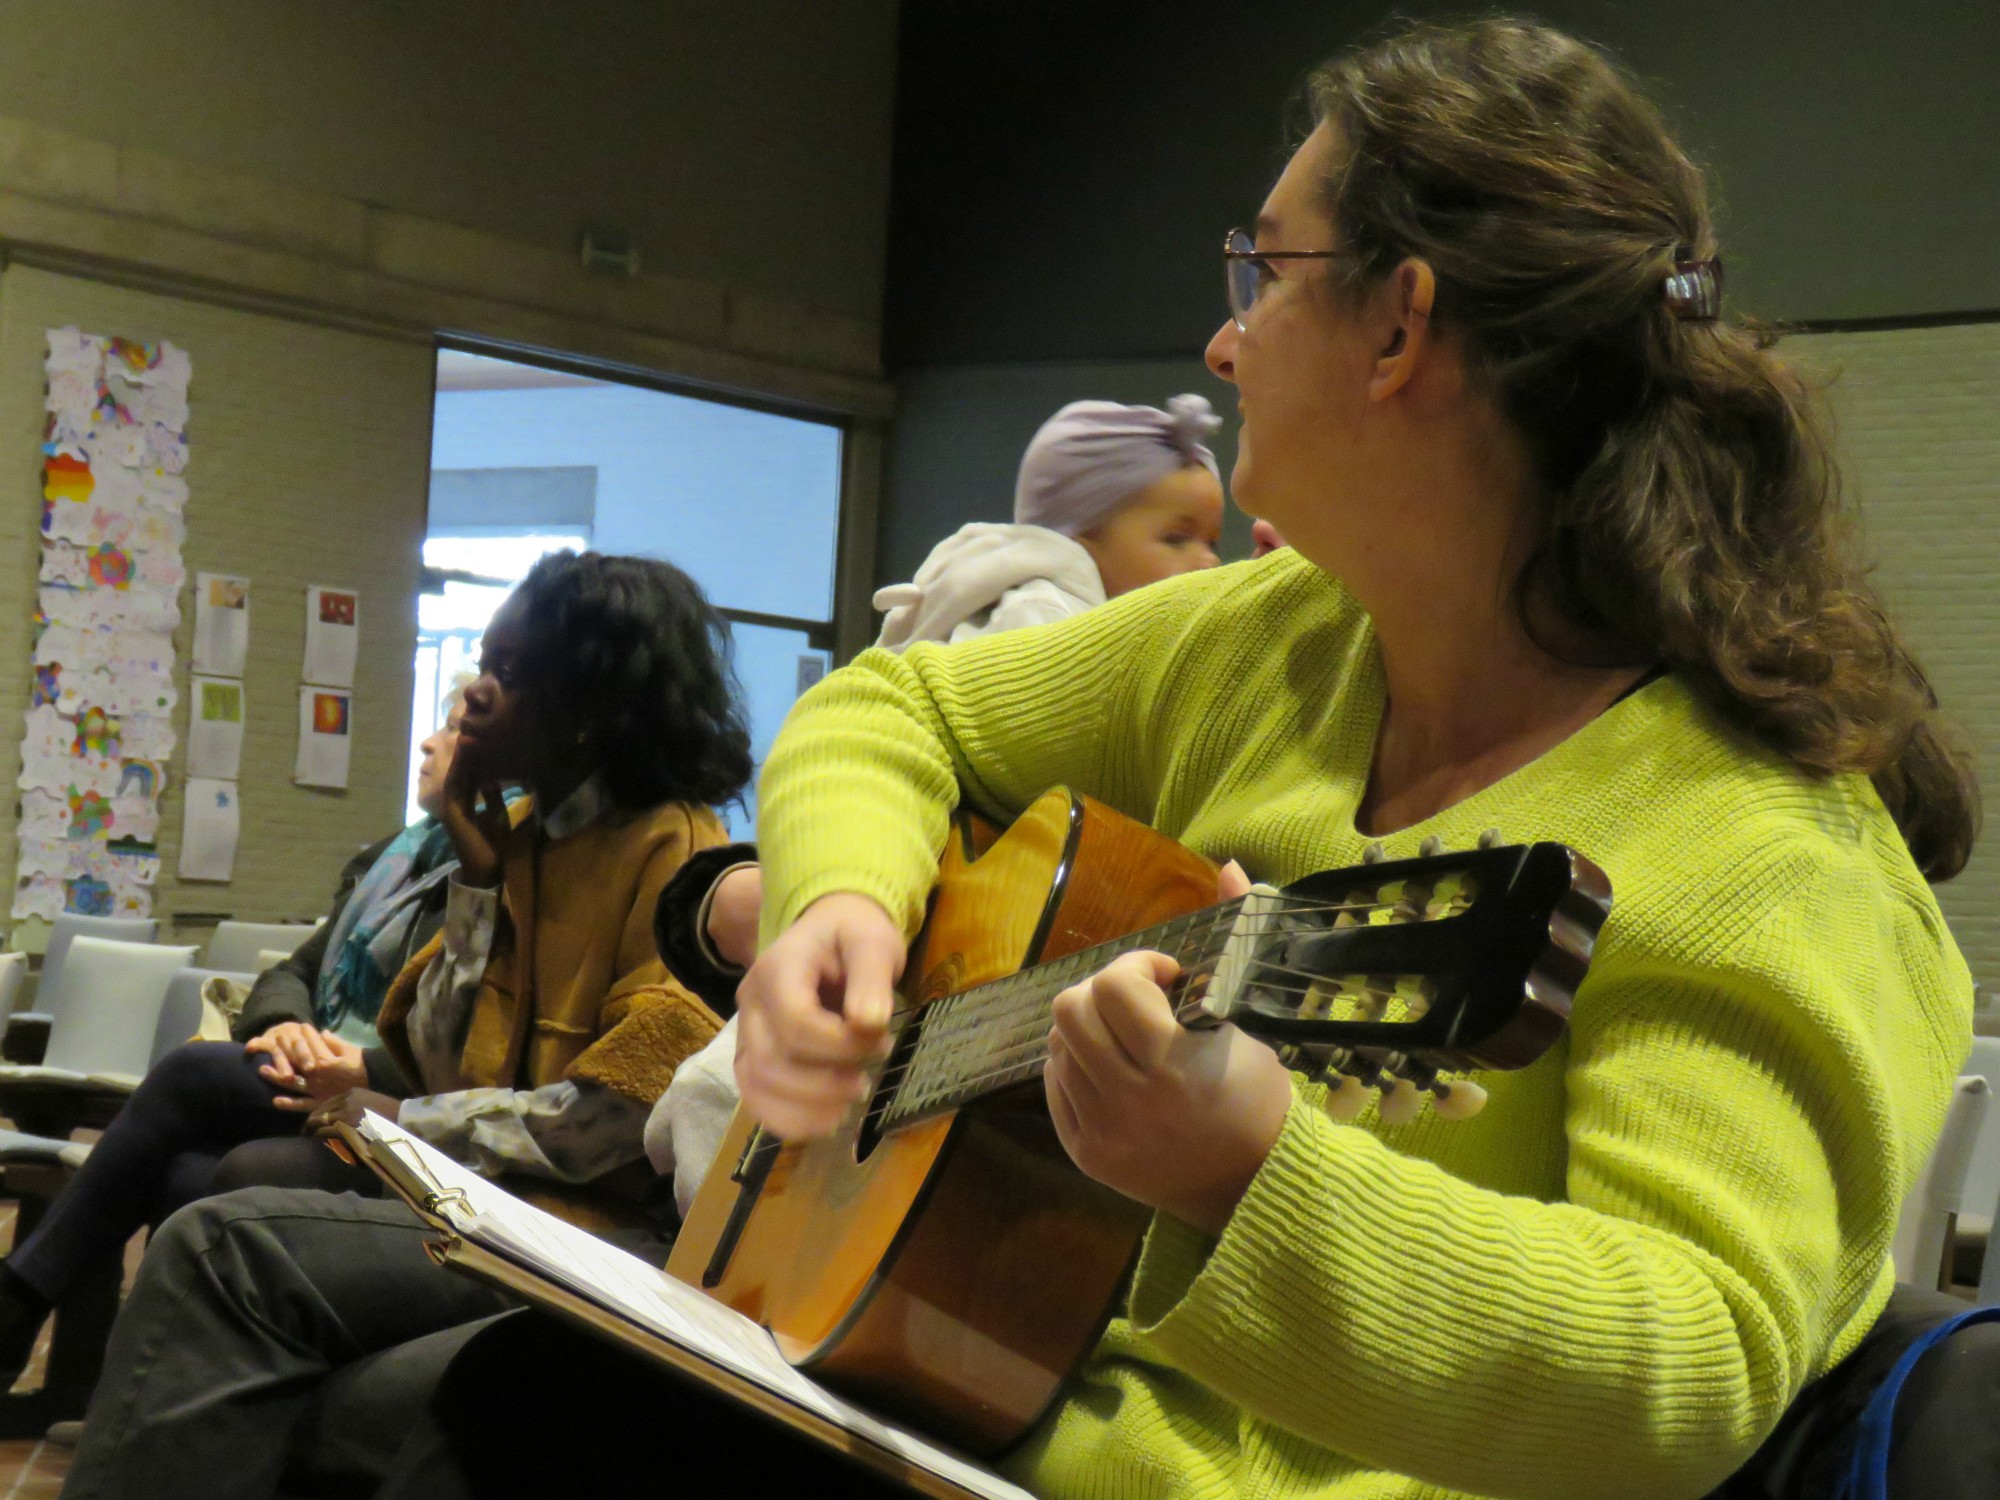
1837, 1303, 2000, 1500
314, 819, 456, 1043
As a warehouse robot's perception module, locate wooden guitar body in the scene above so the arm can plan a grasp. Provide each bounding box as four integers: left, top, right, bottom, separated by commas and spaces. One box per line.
667, 789, 1218, 1455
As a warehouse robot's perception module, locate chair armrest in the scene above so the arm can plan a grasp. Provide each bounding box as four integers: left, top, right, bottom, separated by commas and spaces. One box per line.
2, 1013, 52, 1065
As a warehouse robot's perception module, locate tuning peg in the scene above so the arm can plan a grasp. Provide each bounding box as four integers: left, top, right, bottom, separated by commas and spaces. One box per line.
1361, 841, 1385, 864
1476, 828, 1502, 849
1418, 834, 1444, 858
1322, 1074, 1370, 1121
1429, 1079, 1488, 1120
1376, 1076, 1424, 1125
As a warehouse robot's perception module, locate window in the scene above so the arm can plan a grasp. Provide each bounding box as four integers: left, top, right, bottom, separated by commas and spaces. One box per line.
413, 349, 843, 833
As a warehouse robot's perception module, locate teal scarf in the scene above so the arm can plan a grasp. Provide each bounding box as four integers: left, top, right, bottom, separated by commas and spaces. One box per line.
313, 818, 456, 1043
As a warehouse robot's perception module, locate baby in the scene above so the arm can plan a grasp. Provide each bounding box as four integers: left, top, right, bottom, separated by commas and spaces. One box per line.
873, 394, 1226, 648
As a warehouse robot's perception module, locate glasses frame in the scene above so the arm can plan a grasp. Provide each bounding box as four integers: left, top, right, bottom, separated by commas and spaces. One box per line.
1223, 228, 1342, 330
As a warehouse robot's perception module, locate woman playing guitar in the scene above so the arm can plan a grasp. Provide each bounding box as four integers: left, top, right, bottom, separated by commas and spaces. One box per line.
734, 18, 1981, 1500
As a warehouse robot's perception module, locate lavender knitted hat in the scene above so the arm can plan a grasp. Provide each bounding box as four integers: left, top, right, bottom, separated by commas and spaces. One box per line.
1013, 394, 1222, 536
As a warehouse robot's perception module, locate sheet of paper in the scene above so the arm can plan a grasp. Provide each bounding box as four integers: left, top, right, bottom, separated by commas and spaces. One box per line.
192, 572, 250, 677
177, 777, 240, 882
356, 1117, 1032, 1500
294, 687, 352, 790
301, 584, 359, 688
186, 675, 245, 779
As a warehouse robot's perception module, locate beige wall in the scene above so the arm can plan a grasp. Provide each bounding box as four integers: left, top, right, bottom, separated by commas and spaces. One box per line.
1793, 321, 2000, 985
0, 4, 897, 415
0, 0, 898, 326
0, 265, 433, 941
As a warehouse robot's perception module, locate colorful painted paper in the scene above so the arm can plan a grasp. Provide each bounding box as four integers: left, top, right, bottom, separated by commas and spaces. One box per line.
294, 687, 352, 790
301, 585, 359, 688
13, 328, 189, 921
192, 572, 250, 678
186, 676, 245, 780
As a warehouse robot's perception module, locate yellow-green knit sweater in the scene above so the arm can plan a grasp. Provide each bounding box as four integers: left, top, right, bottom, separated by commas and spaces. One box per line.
755, 550, 1972, 1500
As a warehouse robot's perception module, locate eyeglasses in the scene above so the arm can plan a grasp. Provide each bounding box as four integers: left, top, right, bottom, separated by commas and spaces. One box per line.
1223, 228, 1342, 330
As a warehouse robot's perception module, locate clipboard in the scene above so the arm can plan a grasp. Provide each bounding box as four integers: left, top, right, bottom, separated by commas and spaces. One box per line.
332, 1121, 1026, 1500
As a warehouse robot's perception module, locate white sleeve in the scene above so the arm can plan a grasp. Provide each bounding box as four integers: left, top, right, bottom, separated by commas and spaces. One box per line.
641, 1015, 744, 1216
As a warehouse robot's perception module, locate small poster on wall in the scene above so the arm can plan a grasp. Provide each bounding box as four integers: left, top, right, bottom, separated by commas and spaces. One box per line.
193, 572, 250, 677
186, 675, 245, 779
302, 584, 359, 688
178, 776, 240, 882
294, 686, 352, 789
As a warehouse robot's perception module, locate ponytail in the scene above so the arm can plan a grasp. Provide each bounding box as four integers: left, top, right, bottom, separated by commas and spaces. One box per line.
1311, 19, 1978, 877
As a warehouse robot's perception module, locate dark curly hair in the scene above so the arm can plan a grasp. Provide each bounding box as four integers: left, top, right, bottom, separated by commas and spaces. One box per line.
509, 550, 753, 811
1306, 18, 1977, 878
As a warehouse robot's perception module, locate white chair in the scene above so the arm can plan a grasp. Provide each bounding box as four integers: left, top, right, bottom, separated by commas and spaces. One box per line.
1892, 1074, 1991, 1290
0, 952, 27, 1017
1955, 1037, 2000, 1283
203, 921, 318, 973
147, 966, 256, 1067
0, 937, 197, 1095
26, 912, 158, 1024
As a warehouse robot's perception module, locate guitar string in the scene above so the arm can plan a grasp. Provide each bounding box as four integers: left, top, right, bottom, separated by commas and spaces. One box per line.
866, 955, 1442, 1112
866, 883, 1483, 1115
868, 903, 1460, 1099
875, 894, 1435, 1027
868, 975, 1465, 1128
876, 901, 1454, 1052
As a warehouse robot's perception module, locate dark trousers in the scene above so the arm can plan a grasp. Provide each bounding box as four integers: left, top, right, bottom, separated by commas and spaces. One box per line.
9, 1041, 375, 1305
57, 1189, 514, 1500
54, 1182, 2000, 1500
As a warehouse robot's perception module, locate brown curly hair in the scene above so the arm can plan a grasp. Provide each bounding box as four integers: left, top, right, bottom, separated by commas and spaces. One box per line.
1307, 18, 1977, 878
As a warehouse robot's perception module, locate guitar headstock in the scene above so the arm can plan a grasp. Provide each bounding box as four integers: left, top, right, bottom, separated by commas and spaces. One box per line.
1182, 841, 1609, 1123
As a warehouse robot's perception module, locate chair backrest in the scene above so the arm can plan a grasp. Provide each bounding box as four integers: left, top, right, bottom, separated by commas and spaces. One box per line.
40, 913, 158, 1021
204, 921, 319, 974
1892, 1074, 1991, 1290
0, 952, 27, 1017
148, 967, 254, 1068
43, 937, 199, 1079
1961, 1038, 2000, 1227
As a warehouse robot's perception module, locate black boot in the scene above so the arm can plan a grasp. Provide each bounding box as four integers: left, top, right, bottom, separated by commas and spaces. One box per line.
0, 1261, 51, 1388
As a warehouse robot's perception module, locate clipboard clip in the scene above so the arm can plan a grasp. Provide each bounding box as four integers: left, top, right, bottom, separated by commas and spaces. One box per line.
424, 1185, 471, 1216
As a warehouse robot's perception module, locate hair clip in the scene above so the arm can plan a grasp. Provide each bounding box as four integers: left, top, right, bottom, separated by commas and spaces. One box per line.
1663, 255, 1723, 321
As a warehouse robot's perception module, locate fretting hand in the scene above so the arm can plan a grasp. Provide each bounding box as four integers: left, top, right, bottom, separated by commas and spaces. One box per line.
1043, 860, 1293, 1236
734, 891, 904, 1140
440, 747, 509, 888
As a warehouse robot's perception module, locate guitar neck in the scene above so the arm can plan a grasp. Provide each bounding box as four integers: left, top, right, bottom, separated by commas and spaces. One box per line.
873, 901, 1243, 1132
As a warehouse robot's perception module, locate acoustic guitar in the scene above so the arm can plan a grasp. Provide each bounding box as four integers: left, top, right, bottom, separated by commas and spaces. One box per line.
668, 786, 1610, 1456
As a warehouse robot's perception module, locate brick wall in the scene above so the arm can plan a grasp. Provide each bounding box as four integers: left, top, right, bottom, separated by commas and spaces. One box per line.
0, 264, 433, 942
1792, 321, 2000, 986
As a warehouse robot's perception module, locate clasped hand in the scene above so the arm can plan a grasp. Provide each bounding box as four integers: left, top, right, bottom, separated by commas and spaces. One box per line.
247, 1022, 369, 1108
733, 864, 1294, 1236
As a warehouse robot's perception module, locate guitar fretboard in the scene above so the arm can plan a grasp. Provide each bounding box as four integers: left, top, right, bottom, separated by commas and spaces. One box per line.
873, 900, 1246, 1132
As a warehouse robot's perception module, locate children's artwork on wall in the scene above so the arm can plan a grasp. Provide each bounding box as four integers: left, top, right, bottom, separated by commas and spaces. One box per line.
185, 676, 245, 780
192, 571, 250, 677
294, 687, 352, 790
177, 777, 240, 883
12, 328, 189, 922
301, 584, 359, 688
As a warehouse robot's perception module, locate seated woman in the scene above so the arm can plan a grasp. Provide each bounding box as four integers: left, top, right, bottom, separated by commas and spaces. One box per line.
0, 693, 468, 1383
54, 548, 752, 1498
721, 20, 1981, 1500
